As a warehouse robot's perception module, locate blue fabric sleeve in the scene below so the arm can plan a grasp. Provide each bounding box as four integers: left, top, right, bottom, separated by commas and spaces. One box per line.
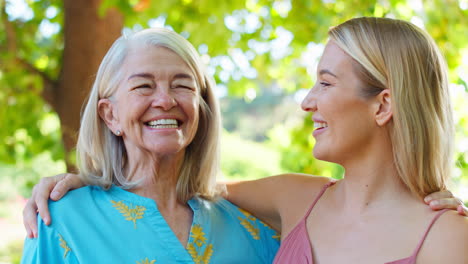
215, 198, 280, 263
21, 215, 79, 264
257, 219, 281, 263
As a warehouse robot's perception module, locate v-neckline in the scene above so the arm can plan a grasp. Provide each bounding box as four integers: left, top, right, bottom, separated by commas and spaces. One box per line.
108, 186, 200, 263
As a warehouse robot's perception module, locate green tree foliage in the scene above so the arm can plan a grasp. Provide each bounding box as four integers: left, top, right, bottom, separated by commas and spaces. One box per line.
0, 0, 467, 199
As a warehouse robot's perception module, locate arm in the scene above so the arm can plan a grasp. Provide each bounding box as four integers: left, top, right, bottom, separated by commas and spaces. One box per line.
23, 173, 84, 238
24, 172, 468, 237
225, 173, 332, 231
226, 174, 468, 233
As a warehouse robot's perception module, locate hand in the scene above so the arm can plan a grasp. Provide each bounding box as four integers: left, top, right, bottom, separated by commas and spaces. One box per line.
23, 173, 83, 238
424, 190, 467, 216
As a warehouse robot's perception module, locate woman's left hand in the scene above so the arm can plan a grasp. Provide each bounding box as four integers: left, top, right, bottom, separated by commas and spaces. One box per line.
424, 190, 467, 216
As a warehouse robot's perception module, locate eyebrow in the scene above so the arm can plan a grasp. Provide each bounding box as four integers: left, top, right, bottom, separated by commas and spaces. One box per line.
127, 73, 154, 81
127, 73, 194, 81
173, 73, 194, 81
319, 69, 338, 78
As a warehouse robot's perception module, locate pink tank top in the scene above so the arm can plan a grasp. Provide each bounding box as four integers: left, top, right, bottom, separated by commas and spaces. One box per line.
273, 181, 449, 264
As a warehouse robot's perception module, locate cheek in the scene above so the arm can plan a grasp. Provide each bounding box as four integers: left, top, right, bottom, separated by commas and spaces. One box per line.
183, 95, 200, 121
117, 96, 149, 126
189, 100, 200, 132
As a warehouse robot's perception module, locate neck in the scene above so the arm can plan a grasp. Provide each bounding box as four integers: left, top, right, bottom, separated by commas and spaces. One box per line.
333, 134, 414, 213
125, 148, 186, 209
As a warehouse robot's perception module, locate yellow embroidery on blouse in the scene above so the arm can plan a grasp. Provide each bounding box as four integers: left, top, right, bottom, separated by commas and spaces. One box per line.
111, 200, 146, 229
187, 224, 213, 264
136, 258, 156, 264
260, 218, 281, 241
191, 225, 208, 247
272, 233, 281, 240
58, 234, 71, 258
237, 208, 260, 240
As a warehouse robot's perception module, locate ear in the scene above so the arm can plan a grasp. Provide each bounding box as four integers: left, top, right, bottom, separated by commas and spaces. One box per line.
98, 98, 121, 135
374, 89, 392, 126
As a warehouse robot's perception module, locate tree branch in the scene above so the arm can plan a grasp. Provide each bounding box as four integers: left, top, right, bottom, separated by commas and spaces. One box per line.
0, 0, 16, 52
16, 57, 57, 108
1, 1, 57, 108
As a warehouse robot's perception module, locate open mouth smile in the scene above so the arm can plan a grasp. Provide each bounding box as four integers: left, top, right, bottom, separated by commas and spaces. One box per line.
144, 119, 180, 129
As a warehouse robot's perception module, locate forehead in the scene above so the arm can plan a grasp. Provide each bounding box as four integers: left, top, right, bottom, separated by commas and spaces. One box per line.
317, 41, 354, 74
121, 44, 193, 78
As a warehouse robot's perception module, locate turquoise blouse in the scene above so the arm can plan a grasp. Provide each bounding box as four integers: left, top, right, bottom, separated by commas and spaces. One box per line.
21, 185, 280, 264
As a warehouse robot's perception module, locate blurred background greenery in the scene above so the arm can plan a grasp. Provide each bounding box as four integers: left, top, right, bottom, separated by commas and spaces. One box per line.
1, 0, 467, 262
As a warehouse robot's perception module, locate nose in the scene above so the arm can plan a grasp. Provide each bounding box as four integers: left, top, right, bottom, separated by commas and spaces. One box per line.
151, 87, 177, 111
301, 86, 317, 112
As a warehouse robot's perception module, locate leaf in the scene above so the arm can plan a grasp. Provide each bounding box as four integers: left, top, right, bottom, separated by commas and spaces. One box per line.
111, 200, 146, 229
238, 216, 260, 240
58, 234, 71, 259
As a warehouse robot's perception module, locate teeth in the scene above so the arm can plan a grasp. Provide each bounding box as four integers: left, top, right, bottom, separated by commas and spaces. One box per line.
313, 122, 328, 129
147, 119, 178, 128
147, 119, 178, 126
149, 125, 178, 129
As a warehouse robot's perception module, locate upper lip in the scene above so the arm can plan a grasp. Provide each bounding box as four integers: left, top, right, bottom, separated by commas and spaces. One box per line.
312, 116, 326, 123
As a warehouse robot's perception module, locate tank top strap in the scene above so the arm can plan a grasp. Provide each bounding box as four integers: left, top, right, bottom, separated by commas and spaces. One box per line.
409, 208, 449, 257
302, 180, 337, 221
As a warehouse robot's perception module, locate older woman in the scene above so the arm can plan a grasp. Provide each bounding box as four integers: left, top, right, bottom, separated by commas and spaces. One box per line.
21, 28, 279, 263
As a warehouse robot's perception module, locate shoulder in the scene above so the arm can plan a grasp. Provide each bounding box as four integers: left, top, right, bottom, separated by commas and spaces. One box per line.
195, 197, 280, 262
196, 196, 253, 217
208, 197, 281, 240
235, 173, 332, 204
420, 210, 468, 263
49, 186, 102, 209
270, 173, 332, 209
197, 196, 277, 231
23, 210, 81, 263
270, 174, 333, 234
46, 185, 109, 226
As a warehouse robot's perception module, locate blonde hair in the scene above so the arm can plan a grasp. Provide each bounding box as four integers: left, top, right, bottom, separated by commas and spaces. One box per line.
77, 28, 221, 202
329, 17, 454, 198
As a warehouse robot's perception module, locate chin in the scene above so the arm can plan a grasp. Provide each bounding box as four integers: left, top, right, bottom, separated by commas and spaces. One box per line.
147, 143, 186, 156
312, 148, 332, 163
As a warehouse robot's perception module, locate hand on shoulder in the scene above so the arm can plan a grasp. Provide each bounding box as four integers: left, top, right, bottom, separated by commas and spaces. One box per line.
23, 173, 83, 238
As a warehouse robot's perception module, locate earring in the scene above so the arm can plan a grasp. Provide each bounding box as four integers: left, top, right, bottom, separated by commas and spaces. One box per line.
116, 130, 121, 136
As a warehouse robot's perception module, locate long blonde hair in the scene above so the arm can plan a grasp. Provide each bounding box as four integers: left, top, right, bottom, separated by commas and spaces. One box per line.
77, 28, 221, 202
329, 17, 454, 198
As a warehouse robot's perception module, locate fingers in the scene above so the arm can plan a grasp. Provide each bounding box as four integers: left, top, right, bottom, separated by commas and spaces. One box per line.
23, 195, 39, 238
50, 173, 83, 200
35, 176, 59, 226
22, 174, 63, 238
458, 205, 468, 216
428, 197, 464, 211
22, 173, 83, 238
424, 189, 453, 204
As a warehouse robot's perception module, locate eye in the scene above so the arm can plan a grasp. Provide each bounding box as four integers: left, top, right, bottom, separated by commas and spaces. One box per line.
135, 84, 152, 89
319, 81, 331, 87
131, 84, 153, 95
173, 84, 195, 91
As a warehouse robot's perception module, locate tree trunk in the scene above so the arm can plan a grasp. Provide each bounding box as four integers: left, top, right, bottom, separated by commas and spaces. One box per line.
55, 0, 123, 170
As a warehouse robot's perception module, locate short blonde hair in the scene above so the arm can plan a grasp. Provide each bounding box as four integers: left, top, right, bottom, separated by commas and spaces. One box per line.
329, 17, 454, 198
77, 28, 221, 202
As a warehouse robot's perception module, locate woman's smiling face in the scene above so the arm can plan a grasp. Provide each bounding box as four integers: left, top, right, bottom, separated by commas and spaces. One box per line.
301, 41, 379, 164
100, 44, 200, 158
